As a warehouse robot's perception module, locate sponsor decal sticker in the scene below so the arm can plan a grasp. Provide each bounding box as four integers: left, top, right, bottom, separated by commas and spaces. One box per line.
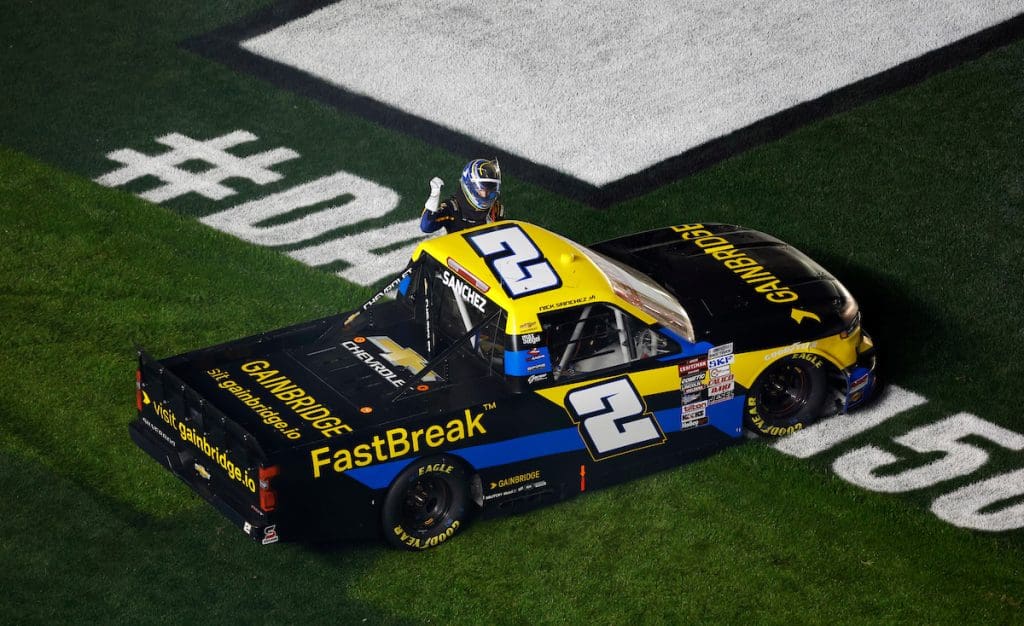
520, 333, 542, 345
708, 354, 734, 370
709, 342, 733, 360
678, 356, 707, 375
708, 391, 734, 405
148, 400, 257, 493
672, 224, 799, 304
367, 336, 440, 382
484, 469, 548, 502
140, 417, 177, 448
537, 294, 597, 312
490, 470, 541, 491
223, 362, 354, 438
262, 525, 279, 545
309, 408, 488, 477
441, 269, 488, 313
681, 397, 709, 429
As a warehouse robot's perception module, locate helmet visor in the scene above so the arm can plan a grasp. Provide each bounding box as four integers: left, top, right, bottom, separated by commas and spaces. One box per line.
462, 159, 501, 211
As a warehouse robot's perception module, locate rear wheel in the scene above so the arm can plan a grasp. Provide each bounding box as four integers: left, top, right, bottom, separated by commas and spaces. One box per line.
382, 456, 469, 550
746, 353, 827, 437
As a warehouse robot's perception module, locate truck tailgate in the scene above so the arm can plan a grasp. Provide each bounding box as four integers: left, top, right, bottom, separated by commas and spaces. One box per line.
130, 349, 282, 544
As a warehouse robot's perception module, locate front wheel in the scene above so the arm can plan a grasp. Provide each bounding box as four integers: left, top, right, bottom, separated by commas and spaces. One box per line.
745, 353, 828, 437
382, 456, 470, 551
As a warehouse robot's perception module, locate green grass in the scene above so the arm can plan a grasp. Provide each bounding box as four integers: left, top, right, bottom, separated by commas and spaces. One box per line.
1, 0, 1024, 622
1, 146, 1022, 623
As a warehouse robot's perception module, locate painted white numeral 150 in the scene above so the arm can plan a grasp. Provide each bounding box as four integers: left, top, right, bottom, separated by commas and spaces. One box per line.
832, 413, 1024, 493
565, 377, 665, 460
774, 386, 1024, 531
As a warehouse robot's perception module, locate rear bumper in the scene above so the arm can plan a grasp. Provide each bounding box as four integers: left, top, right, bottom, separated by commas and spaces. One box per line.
129, 417, 280, 545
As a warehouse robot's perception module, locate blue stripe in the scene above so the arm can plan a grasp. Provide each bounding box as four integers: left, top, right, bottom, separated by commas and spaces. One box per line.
656, 328, 714, 361
708, 395, 745, 438
505, 347, 552, 375
455, 426, 583, 469
345, 426, 585, 489
345, 395, 745, 489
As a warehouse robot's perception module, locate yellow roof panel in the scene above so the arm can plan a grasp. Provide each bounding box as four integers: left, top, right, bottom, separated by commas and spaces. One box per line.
413, 220, 653, 333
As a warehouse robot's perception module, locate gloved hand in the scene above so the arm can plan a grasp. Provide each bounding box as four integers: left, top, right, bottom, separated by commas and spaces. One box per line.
425, 177, 444, 213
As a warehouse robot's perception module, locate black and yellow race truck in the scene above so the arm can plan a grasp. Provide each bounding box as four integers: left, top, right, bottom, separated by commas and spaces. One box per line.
130, 220, 877, 550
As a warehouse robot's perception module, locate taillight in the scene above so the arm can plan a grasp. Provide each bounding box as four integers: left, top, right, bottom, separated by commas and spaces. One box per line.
135, 370, 143, 411
259, 465, 280, 512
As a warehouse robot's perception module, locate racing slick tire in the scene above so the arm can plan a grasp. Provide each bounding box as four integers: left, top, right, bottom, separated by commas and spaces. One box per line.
745, 353, 828, 437
382, 455, 470, 551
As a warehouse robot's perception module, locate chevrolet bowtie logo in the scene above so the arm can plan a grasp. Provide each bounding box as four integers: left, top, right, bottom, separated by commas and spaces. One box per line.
368, 336, 439, 382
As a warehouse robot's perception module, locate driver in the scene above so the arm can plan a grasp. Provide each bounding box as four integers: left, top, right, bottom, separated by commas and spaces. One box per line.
420, 158, 505, 234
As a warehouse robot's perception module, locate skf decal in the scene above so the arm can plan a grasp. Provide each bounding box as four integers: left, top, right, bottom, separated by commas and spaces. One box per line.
309, 409, 487, 477
763, 341, 818, 361
672, 224, 798, 303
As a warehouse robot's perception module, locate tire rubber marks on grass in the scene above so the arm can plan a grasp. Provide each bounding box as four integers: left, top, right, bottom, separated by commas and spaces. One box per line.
96, 131, 421, 286
772, 386, 1024, 531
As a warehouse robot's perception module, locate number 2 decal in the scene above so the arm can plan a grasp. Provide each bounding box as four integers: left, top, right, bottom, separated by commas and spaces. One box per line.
465, 225, 561, 298
565, 377, 666, 460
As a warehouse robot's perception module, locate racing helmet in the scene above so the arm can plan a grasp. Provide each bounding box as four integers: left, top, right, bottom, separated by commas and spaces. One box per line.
460, 158, 501, 212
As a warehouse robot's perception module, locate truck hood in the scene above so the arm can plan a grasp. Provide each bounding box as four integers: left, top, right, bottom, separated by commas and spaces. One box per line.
590, 223, 856, 350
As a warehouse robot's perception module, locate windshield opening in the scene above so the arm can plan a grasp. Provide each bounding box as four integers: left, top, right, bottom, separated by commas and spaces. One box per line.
566, 240, 696, 343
